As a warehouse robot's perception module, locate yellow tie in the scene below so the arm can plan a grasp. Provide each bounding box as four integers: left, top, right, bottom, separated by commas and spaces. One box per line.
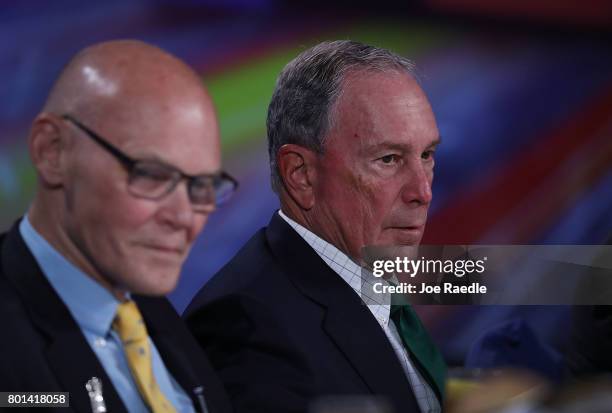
113, 300, 177, 413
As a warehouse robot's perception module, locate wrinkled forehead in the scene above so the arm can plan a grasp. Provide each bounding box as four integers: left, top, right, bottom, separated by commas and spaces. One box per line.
338, 69, 427, 108
330, 71, 436, 138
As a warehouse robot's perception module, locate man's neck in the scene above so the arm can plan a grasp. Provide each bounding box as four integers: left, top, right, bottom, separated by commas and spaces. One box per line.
28, 200, 128, 301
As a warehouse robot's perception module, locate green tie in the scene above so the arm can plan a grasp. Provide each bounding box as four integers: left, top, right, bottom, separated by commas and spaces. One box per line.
390, 303, 447, 400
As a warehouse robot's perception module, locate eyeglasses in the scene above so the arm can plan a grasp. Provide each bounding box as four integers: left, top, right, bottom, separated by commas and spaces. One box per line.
62, 115, 238, 212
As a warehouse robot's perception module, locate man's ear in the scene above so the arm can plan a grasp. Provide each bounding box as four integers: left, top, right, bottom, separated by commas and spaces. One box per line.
28, 113, 69, 187
277, 144, 318, 210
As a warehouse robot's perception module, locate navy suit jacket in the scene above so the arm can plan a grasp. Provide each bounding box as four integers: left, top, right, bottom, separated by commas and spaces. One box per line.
185, 213, 424, 413
0, 221, 232, 413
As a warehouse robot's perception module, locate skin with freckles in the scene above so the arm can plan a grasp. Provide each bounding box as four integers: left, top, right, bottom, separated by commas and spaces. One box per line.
27, 40, 220, 299
279, 70, 439, 261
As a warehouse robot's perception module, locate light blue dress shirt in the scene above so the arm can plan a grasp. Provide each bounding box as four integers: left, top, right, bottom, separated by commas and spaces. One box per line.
20, 216, 195, 413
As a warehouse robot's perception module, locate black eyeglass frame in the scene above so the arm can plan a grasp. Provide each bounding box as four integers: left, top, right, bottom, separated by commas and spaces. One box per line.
61, 114, 238, 208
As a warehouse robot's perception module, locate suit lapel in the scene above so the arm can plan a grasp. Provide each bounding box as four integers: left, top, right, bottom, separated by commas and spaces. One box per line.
265, 213, 418, 407
1, 222, 128, 413
45, 332, 127, 413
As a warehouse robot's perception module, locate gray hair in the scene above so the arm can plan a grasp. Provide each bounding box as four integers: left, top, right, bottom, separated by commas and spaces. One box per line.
266, 40, 417, 193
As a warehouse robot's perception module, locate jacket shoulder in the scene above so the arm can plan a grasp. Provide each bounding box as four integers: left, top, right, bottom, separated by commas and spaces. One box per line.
185, 227, 291, 315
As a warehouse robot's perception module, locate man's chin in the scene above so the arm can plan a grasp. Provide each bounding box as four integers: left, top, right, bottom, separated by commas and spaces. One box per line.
385, 227, 424, 246
122, 269, 181, 297
132, 283, 177, 297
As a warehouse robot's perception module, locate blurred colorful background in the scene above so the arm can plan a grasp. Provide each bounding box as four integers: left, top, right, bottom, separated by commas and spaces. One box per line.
1, 1, 611, 372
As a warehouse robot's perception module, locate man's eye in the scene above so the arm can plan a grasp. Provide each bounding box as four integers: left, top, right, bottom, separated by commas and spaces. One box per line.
190, 178, 213, 192
379, 154, 399, 164
133, 166, 171, 181
421, 150, 435, 160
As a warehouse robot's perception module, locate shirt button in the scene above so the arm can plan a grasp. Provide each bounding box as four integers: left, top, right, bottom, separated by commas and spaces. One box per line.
94, 337, 107, 347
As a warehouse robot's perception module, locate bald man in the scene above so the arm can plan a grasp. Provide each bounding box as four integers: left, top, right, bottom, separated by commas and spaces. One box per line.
0, 41, 235, 413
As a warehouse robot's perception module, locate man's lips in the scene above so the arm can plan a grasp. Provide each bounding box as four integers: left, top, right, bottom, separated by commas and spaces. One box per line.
386, 225, 426, 242
388, 224, 425, 232
141, 244, 185, 255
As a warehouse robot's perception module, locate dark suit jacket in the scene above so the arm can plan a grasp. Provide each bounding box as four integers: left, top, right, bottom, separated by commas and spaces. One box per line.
565, 305, 612, 377
0, 221, 232, 413
185, 213, 428, 413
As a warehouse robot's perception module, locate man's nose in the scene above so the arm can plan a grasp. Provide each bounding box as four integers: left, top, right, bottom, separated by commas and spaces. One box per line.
159, 180, 197, 230
401, 161, 433, 206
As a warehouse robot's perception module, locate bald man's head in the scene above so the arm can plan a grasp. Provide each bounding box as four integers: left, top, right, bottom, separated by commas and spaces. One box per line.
28, 40, 224, 298
44, 40, 211, 127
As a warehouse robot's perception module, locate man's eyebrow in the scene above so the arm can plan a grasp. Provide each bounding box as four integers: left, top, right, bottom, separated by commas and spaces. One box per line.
364, 142, 409, 153
135, 153, 220, 176
428, 136, 442, 148
364, 136, 442, 153
129, 151, 174, 166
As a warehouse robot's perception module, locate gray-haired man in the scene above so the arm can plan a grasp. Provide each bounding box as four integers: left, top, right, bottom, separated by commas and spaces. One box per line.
186, 40, 446, 413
